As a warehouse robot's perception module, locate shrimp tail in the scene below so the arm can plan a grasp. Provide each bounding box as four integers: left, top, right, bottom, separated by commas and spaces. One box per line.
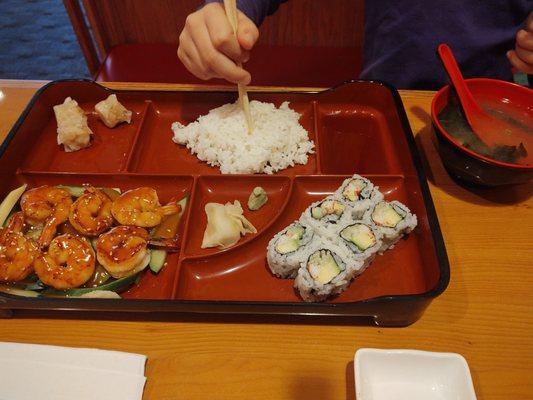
38, 218, 59, 248
6, 212, 25, 233
160, 202, 181, 217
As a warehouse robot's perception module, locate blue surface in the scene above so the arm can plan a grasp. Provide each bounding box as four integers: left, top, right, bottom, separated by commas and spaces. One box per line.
0, 0, 90, 80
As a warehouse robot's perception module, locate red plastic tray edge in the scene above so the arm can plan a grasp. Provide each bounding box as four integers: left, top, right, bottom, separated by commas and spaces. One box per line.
0, 79, 450, 326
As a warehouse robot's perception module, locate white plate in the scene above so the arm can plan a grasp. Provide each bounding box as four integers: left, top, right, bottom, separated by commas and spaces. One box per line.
354, 348, 477, 400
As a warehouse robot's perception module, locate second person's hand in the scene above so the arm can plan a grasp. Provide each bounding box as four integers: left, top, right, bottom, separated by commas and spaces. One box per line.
178, 2, 259, 85
507, 12, 533, 74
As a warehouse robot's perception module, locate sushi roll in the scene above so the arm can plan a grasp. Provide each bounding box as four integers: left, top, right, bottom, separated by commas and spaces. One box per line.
294, 246, 363, 302
337, 221, 383, 268
300, 196, 352, 239
265, 174, 418, 303
267, 222, 314, 278
364, 200, 417, 252
335, 175, 384, 219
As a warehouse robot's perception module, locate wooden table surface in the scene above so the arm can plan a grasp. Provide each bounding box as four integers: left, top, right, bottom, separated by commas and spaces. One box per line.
0, 80, 531, 400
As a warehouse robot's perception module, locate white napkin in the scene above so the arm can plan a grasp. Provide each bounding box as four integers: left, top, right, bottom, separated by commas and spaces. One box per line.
0, 342, 146, 400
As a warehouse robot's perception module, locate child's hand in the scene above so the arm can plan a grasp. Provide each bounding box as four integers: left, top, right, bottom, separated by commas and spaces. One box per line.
507, 12, 533, 74
178, 2, 259, 84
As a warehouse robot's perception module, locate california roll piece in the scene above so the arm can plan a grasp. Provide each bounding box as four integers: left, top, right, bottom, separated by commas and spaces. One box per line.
335, 175, 384, 218
338, 221, 383, 266
365, 200, 417, 252
267, 222, 314, 278
300, 196, 352, 239
294, 247, 363, 302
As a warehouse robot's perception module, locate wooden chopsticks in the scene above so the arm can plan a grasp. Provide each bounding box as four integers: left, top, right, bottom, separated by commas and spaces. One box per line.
223, 0, 254, 133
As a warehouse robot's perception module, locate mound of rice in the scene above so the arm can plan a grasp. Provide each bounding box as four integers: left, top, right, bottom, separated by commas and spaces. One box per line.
171, 101, 314, 174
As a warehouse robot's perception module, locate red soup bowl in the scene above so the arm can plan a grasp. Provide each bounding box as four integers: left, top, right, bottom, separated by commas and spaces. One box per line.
431, 78, 533, 186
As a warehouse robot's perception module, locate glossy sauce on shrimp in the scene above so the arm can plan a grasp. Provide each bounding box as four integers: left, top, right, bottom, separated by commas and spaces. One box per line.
69, 187, 113, 236
34, 234, 95, 290
111, 187, 179, 228
20, 186, 73, 248
96, 226, 149, 279
0, 215, 40, 282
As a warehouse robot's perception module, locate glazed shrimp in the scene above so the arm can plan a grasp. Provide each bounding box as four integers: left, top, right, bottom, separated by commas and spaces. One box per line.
5, 211, 25, 233
20, 186, 73, 248
69, 187, 113, 236
0, 223, 40, 282
34, 234, 95, 290
96, 226, 150, 278
111, 187, 179, 228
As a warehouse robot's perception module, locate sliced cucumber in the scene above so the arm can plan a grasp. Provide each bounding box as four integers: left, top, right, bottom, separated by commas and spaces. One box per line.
0, 276, 44, 293
177, 195, 189, 216
41, 271, 141, 297
109, 253, 150, 279
76, 290, 121, 299
100, 187, 121, 201
0, 284, 40, 298
24, 280, 46, 291
56, 185, 86, 197
16, 273, 40, 285
0, 184, 27, 227
2, 209, 16, 228
84, 264, 110, 288
149, 249, 167, 274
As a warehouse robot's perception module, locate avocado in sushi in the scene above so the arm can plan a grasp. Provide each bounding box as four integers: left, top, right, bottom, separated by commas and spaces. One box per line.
275, 225, 305, 254
306, 249, 341, 285
342, 178, 367, 202
340, 223, 377, 251
371, 202, 403, 228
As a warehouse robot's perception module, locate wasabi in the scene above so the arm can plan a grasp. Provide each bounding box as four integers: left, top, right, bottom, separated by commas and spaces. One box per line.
247, 187, 268, 211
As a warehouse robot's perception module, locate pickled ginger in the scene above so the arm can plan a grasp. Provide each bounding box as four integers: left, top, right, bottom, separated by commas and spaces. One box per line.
201, 200, 257, 249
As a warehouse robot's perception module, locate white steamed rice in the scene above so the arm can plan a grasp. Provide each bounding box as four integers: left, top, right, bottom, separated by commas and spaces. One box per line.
171, 100, 314, 174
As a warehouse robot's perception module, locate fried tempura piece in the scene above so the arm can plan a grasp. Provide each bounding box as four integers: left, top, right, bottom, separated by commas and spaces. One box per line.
53, 97, 93, 152
95, 94, 132, 128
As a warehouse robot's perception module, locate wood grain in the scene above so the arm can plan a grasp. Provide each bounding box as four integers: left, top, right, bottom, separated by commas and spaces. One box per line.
0, 81, 531, 400
63, 0, 101, 75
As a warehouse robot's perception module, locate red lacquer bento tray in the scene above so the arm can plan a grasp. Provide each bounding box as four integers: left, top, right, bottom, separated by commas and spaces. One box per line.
0, 80, 449, 326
